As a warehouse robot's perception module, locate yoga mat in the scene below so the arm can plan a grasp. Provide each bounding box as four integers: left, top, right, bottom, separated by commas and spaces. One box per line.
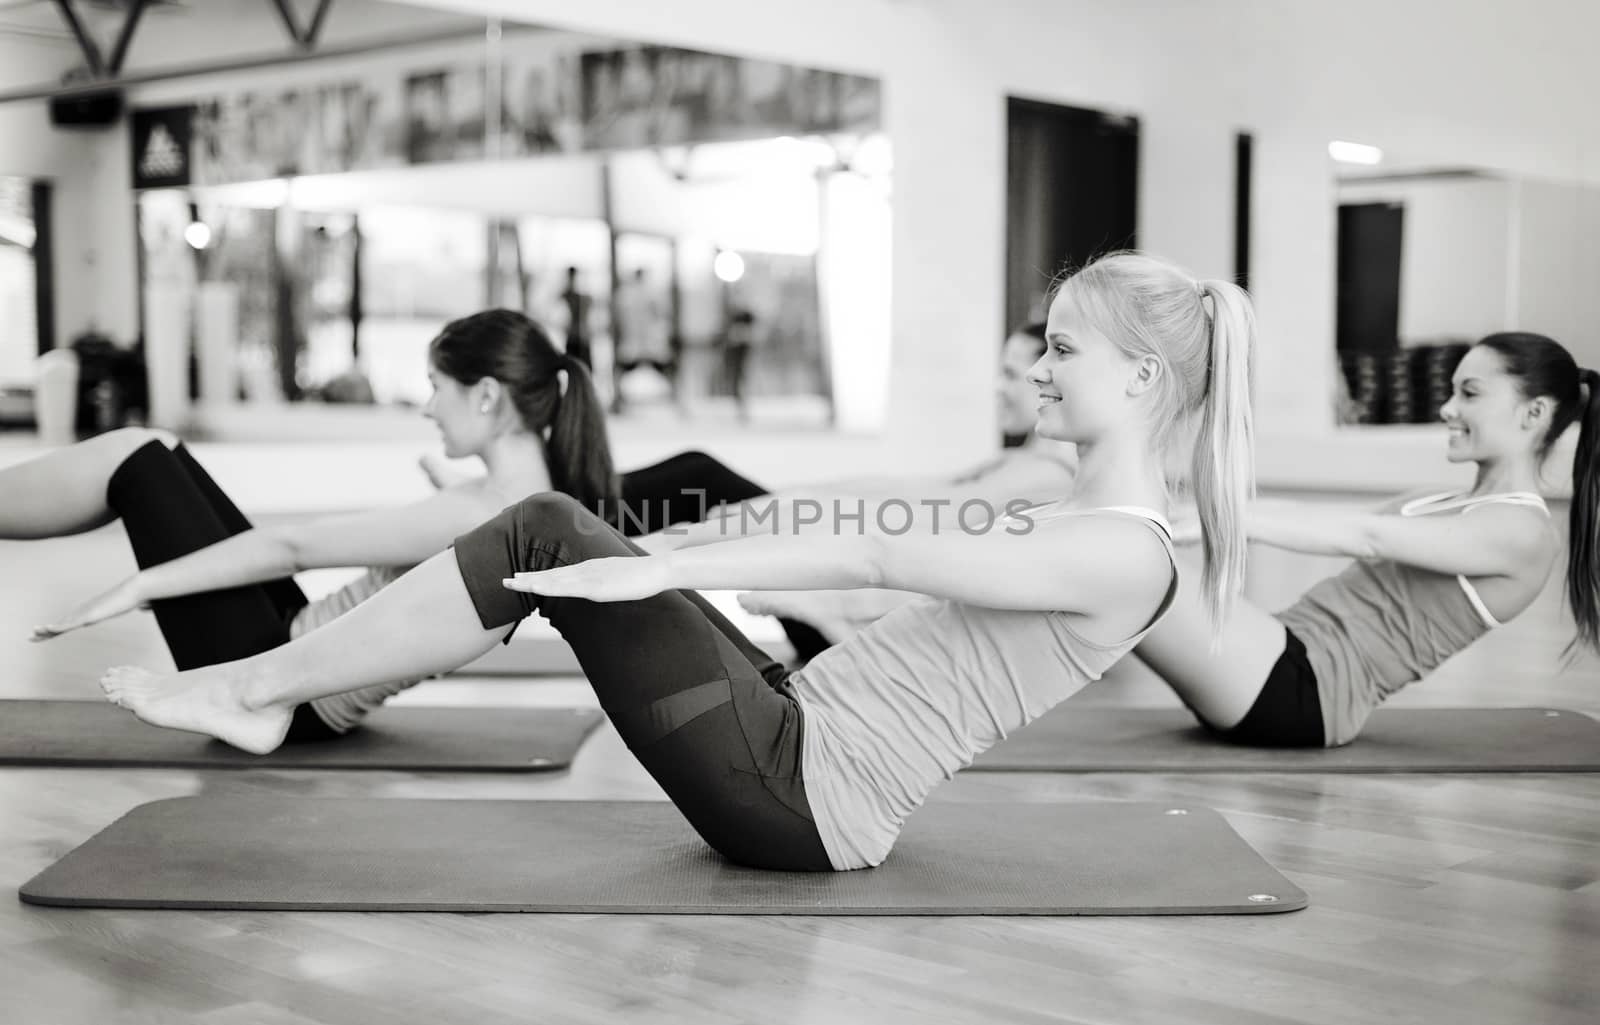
969, 706, 1600, 773
0, 700, 604, 772
20, 797, 1306, 915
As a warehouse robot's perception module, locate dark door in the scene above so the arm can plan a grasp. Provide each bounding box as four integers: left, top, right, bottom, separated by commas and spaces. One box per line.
1335, 201, 1404, 352
1005, 97, 1139, 334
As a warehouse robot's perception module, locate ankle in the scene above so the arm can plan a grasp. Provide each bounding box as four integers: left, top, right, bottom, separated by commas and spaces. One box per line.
233, 667, 282, 712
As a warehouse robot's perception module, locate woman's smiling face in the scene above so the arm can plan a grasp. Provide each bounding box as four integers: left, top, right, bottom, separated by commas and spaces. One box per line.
1439, 344, 1546, 464
1028, 295, 1140, 444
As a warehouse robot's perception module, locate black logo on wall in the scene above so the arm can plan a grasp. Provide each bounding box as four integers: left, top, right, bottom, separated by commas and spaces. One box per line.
131, 106, 194, 189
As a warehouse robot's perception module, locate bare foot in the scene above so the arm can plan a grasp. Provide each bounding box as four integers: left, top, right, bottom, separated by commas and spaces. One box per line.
100, 666, 292, 755
736, 590, 857, 646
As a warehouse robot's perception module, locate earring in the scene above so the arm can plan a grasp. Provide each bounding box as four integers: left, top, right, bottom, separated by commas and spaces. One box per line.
480, 402, 492, 414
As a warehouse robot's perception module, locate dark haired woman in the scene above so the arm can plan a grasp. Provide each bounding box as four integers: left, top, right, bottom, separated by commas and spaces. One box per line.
101, 251, 1256, 870
720, 331, 1600, 749
1141, 331, 1600, 747
614, 321, 1077, 658
420, 320, 1080, 663
16, 309, 615, 739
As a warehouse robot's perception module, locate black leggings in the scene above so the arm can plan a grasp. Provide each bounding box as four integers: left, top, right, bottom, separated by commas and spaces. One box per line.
108, 442, 342, 741
614, 450, 834, 662
109, 446, 757, 669
1200, 628, 1326, 748
616, 450, 767, 535
109, 445, 824, 742
454, 492, 834, 871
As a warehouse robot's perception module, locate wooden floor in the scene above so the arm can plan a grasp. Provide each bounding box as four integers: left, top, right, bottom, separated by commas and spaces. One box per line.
1, 523, 1598, 1025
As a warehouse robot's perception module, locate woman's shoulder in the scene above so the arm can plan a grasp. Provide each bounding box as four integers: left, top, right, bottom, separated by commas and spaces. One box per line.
1007, 503, 1175, 574
1008, 499, 1168, 530
1399, 488, 1550, 518
1381, 487, 1460, 516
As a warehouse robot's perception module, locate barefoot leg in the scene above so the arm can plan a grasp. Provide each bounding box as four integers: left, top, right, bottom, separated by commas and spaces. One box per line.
101, 664, 293, 755
0, 427, 176, 538
101, 549, 511, 752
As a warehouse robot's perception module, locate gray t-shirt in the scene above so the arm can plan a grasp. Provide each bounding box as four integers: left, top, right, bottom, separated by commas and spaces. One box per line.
791, 506, 1175, 869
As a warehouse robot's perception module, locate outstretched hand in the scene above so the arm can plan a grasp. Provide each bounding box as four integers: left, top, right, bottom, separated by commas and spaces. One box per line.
33, 576, 148, 642
504, 556, 672, 603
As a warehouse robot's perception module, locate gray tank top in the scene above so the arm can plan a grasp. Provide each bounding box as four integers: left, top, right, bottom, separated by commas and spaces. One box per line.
791, 504, 1176, 870
1276, 490, 1549, 746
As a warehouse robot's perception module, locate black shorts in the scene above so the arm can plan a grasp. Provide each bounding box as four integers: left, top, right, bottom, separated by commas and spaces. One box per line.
1204, 627, 1326, 748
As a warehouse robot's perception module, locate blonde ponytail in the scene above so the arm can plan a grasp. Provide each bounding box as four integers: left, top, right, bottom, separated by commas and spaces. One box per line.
1189, 279, 1255, 633
1057, 252, 1259, 643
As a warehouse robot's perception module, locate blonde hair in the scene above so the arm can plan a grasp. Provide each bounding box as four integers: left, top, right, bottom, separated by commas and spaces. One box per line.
1055, 251, 1256, 632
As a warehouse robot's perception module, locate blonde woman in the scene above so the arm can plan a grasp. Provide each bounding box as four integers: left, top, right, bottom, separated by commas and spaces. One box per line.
101, 252, 1255, 871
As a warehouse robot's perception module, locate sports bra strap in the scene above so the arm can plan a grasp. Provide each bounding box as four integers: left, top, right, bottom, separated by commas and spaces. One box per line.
1017, 500, 1174, 539
1398, 489, 1547, 630
1095, 505, 1176, 540
1400, 490, 1549, 518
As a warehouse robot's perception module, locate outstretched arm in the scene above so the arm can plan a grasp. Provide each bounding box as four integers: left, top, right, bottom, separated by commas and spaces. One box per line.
511, 514, 1168, 619
35, 487, 502, 638
647, 450, 1075, 552
1240, 497, 1553, 577
1169, 488, 1457, 548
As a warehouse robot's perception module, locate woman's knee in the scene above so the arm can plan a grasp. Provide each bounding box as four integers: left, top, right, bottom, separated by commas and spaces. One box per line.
514, 490, 583, 520
101, 429, 185, 499
511, 491, 597, 540
99, 426, 179, 460
663, 450, 724, 477
463, 492, 598, 563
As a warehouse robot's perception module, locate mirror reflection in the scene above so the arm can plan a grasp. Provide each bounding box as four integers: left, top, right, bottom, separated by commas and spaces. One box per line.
1333, 148, 1600, 428
130, 8, 888, 437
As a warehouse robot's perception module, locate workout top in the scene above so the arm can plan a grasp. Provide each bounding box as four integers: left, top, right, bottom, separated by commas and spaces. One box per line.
288, 565, 421, 732
790, 504, 1177, 871
1276, 490, 1550, 746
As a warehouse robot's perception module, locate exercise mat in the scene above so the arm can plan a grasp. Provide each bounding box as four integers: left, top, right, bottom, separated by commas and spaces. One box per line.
969, 706, 1600, 773
20, 796, 1306, 915
0, 700, 603, 771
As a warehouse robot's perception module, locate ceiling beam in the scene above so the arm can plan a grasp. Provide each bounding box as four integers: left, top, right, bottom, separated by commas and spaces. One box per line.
0, 23, 535, 104
49, 0, 104, 77
267, 0, 305, 45
304, 0, 335, 48
105, 0, 149, 75
269, 0, 338, 49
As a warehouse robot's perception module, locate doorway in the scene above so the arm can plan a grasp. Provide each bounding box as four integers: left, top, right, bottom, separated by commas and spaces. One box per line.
1005, 97, 1139, 334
